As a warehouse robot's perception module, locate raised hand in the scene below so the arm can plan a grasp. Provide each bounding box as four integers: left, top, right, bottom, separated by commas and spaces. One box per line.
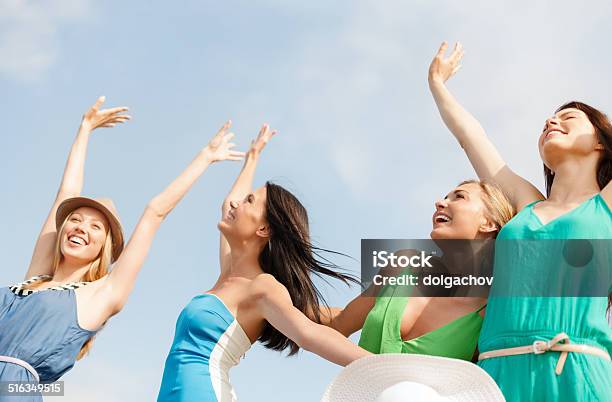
249, 123, 277, 156
80, 96, 131, 133
428, 41, 464, 85
204, 120, 246, 163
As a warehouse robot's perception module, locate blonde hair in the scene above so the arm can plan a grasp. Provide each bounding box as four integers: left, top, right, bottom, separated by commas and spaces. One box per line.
458, 179, 515, 237
24, 211, 114, 360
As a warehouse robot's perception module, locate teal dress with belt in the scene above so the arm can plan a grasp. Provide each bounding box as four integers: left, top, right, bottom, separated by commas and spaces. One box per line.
477, 194, 612, 401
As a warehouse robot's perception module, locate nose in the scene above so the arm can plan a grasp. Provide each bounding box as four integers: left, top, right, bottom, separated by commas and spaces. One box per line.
229, 200, 239, 209
544, 116, 560, 132
74, 222, 87, 233
434, 198, 448, 210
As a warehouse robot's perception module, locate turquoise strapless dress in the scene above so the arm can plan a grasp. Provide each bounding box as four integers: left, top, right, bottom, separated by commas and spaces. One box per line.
157, 294, 251, 402
478, 194, 612, 402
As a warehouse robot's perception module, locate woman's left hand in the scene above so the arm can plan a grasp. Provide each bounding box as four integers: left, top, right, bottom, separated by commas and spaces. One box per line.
204, 120, 246, 162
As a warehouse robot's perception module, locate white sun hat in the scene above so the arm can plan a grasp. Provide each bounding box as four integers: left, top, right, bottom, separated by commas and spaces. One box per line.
321, 354, 505, 402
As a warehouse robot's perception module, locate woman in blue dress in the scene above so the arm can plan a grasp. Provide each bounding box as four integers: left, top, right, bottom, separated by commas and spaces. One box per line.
157, 124, 371, 402
0, 98, 247, 401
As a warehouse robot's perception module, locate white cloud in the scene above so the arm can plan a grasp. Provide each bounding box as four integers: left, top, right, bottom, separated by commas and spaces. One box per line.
0, 0, 93, 82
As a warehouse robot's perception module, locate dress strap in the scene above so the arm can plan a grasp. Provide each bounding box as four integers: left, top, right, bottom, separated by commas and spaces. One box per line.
475, 304, 487, 313
9, 275, 89, 297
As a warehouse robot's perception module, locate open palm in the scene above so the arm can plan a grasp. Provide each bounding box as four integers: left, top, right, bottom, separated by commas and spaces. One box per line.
206, 121, 246, 162
428, 42, 464, 85
81, 96, 131, 132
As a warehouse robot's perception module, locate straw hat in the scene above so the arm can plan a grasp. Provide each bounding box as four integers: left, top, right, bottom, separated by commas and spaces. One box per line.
56, 197, 124, 262
321, 354, 505, 402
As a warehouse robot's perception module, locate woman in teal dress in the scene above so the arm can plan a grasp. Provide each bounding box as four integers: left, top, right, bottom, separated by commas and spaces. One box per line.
428, 42, 612, 401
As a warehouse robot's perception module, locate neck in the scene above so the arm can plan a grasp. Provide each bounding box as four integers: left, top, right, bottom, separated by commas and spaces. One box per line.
439, 239, 491, 275
548, 157, 600, 203
53, 259, 92, 283
227, 240, 264, 279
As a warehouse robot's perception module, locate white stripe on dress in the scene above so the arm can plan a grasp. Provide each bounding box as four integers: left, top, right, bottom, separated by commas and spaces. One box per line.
209, 319, 251, 402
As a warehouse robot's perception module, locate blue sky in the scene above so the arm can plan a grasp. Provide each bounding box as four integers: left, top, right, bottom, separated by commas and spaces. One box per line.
1, 1, 611, 400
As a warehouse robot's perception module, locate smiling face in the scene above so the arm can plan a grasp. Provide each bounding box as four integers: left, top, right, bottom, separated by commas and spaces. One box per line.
430, 183, 497, 240
218, 186, 269, 244
538, 107, 602, 170
59, 206, 110, 264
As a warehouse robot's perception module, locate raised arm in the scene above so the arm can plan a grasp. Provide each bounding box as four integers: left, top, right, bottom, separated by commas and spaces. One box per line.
318, 286, 377, 337
254, 274, 371, 366
25, 97, 130, 279
98, 123, 245, 316
219, 124, 276, 275
428, 42, 543, 210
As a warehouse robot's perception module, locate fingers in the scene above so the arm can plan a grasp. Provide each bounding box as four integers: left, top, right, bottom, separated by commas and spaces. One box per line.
107, 115, 131, 122
257, 123, 270, 138
257, 123, 277, 141
101, 106, 129, 115
223, 150, 246, 162
224, 132, 235, 142
216, 120, 232, 137
436, 41, 448, 57
91, 95, 105, 111
230, 150, 246, 158
103, 115, 131, 126
449, 42, 464, 64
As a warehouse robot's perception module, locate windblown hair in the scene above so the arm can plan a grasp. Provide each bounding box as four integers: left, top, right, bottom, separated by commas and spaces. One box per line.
23, 211, 114, 360
257, 182, 359, 355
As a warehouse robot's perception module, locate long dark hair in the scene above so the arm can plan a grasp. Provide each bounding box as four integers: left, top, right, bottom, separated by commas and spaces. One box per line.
544, 101, 612, 197
543, 101, 612, 313
257, 182, 359, 355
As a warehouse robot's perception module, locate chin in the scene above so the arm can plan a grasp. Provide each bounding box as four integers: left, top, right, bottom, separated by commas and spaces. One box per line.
430, 227, 450, 240
217, 220, 232, 236
60, 249, 94, 265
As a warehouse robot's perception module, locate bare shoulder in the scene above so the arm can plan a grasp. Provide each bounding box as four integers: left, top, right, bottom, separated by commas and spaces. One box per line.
249, 273, 291, 304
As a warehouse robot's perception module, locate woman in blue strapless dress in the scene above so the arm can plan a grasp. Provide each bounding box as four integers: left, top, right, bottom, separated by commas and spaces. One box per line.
0, 100, 248, 401
428, 42, 612, 401
157, 124, 371, 402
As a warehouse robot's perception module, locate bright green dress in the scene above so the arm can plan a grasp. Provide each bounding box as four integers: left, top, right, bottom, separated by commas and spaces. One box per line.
358, 283, 485, 360
478, 194, 612, 402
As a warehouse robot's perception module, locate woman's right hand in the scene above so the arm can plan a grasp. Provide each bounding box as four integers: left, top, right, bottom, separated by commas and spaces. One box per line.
428, 41, 464, 86
203, 120, 246, 163
80, 96, 131, 133
249, 123, 277, 157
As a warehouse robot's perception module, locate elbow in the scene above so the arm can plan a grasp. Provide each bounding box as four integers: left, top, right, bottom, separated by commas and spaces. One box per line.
295, 327, 317, 353
298, 334, 312, 353
145, 199, 167, 221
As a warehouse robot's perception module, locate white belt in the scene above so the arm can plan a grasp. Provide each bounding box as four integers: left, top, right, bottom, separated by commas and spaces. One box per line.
478, 332, 611, 375
0, 355, 40, 382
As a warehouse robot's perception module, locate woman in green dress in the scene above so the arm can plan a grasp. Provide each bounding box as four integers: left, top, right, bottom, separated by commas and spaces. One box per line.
428, 41, 612, 401
320, 179, 514, 361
